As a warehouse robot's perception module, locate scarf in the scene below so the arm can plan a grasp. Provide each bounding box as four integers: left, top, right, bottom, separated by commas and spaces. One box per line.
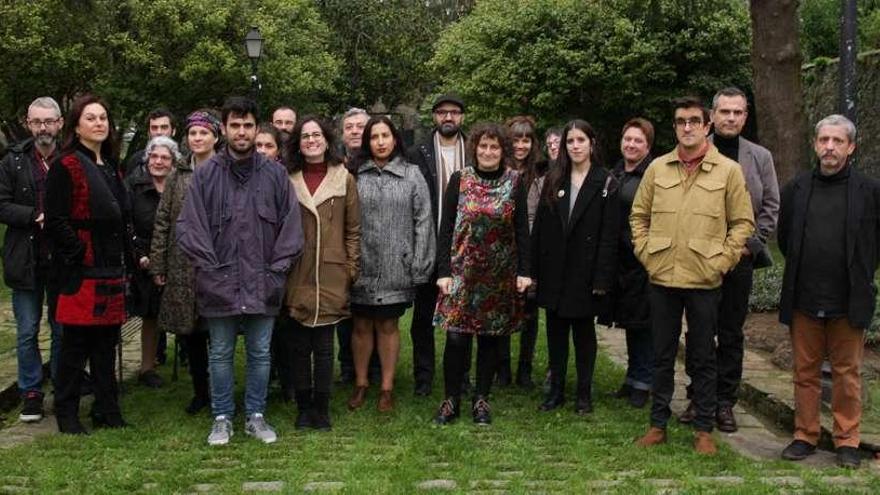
433, 132, 465, 226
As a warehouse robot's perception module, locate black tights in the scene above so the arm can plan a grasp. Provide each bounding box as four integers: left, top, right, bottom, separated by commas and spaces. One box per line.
443, 333, 501, 399
546, 311, 597, 397
182, 330, 210, 400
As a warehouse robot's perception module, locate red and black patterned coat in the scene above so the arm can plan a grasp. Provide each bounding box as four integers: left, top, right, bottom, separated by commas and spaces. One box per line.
46, 142, 131, 325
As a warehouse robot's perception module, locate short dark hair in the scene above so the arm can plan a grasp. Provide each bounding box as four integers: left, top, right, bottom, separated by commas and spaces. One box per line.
257, 123, 282, 145
622, 117, 655, 147
467, 122, 512, 170
711, 87, 748, 109
355, 116, 405, 168
285, 116, 343, 173
147, 108, 174, 127
222, 96, 259, 125
672, 96, 709, 124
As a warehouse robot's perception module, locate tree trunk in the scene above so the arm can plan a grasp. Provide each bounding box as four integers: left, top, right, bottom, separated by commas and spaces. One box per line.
750, 0, 808, 186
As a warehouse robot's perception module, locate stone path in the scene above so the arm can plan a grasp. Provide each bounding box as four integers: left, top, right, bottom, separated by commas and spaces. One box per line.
596, 323, 880, 469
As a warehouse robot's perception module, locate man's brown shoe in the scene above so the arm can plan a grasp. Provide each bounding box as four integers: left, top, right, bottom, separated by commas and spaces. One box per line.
678, 401, 696, 424
347, 386, 367, 411
377, 390, 395, 413
716, 405, 738, 432
694, 431, 717, 455
635, 427, 667, 447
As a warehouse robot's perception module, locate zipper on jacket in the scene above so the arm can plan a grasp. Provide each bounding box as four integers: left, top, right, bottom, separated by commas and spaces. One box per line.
313, 207, 321, 327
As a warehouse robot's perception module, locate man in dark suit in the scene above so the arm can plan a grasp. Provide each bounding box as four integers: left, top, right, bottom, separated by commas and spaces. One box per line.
777, 114, 879, 469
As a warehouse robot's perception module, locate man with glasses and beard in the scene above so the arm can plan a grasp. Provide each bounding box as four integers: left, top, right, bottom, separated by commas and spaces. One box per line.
407, 94, 467, 396
0, 97, 65, 423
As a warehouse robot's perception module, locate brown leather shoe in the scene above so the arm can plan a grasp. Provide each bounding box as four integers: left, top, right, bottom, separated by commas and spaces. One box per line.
694, 431, 717, 455
377, 390, 395, 413
716, 405, 738, 432
347, 386, 367, 411
635, 426, 667, 447
678, 401, 696, 424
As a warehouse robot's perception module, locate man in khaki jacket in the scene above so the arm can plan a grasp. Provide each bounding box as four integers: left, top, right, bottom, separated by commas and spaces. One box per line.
631, 96, 754, 455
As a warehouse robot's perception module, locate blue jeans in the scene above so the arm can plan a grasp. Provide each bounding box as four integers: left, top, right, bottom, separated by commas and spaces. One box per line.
13, 278, 62, 394
624, 326, 654, 391
207, 315, 274, 417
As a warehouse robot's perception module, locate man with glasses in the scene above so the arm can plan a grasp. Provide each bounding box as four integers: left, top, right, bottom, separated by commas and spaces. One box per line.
407, 94, 467, 396
271, 106, 297, 144
631, 96, 754, 455
0, 97, 65, 422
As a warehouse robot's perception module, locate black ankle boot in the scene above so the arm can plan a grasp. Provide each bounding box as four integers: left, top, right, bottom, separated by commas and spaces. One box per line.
57, 416, 89, 435
539, 377, 565, 411
574, 383, 593, 415
433, 397, 460, 425
515, 361, 534, 388
92, 412, 129, 429
312, 392, 331, 431
295, 389, 314, 430
185, 395, 210, 415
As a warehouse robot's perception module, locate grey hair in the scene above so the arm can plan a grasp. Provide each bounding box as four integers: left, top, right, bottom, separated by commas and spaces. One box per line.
711, 87, 747, 110
815, 114, 857, 142
145, 136, 181, 161
28, 97, 62, 117
342, 107, 368, 123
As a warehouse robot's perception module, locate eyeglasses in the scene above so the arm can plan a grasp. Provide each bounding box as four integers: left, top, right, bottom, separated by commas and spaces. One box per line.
674, 117, 704, 128
433, 110, 463, 117
148, 153, 172, 162
301, 132, 324, 141
28, 118, 60, 128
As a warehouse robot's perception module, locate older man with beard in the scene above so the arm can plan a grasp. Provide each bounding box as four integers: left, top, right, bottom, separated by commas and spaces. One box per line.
0, 97, 65, 423
407, 94, 467, 396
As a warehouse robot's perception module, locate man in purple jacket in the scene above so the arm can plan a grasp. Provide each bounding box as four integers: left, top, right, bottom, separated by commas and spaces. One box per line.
177, 97, 303, 446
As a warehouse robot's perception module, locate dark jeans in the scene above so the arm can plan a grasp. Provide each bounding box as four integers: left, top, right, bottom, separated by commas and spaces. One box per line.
410, 282, 438, 385
624, 326, 654, 391
546, 311, 597, 397
182, 329, 210, 400
443, 332, 501, 399
291, 322, 334, 395
54, 324, 121, 420
496, 299, 539, 375
650, 285, 720, 432
684, 256, 753, 406
336, 318, 380, 380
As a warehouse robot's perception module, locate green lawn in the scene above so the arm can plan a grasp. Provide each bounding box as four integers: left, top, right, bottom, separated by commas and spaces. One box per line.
0, 312, 873, 494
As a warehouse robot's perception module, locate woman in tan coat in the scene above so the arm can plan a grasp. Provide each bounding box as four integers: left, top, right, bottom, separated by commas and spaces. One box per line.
280, 116, 360, 430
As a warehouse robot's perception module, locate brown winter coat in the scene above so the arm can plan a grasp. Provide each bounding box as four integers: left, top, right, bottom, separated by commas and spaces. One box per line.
150, 158, 198, 334
285, 164, 360, 326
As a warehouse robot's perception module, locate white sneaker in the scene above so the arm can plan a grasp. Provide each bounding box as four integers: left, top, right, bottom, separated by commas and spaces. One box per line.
245, 413, 277, 444
207, 415, 233, 446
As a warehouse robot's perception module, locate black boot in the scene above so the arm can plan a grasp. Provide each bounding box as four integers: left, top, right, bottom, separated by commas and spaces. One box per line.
539, 375, 565, 411
574, 382, 593, 415
613, 382, 633, 398
185, 394, 210, 415
57, 416, 89, 435
92, 411, 129, 429
312, 392, 332, 431
433, 397, 460, 425
515, 361, 534, 389
295, 389, 314, 430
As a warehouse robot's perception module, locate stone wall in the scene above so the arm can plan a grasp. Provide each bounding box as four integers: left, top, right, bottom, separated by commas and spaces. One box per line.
803, 49, 880, 177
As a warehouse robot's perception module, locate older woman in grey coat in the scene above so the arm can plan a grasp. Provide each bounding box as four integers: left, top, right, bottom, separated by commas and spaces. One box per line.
347, 116, 435, 413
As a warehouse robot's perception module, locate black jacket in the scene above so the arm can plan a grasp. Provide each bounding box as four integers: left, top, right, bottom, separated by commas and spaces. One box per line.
532, 165, 619, 319
778, 166, 880, 329
406, 131, 466, 230
0, 139, 44, 289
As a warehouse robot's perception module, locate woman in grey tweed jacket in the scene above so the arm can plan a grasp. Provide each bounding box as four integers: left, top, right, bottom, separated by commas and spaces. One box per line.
348, 116, 435, 413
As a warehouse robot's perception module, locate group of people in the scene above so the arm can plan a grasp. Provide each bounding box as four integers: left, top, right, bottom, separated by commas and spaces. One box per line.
0, 87, 875, 468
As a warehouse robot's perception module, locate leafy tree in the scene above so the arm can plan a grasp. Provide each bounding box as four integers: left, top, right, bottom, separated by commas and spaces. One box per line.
428, 0, 752, 155
800, 0, 880, 61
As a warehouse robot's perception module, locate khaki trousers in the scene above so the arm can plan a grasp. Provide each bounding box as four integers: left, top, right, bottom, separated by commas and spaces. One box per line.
790, 310, 864, 448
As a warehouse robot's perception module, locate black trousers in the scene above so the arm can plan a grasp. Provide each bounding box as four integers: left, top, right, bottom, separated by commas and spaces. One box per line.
182, 329, 210, 400
410, 282, 438, 385
685, 256, 753, 407
650, 285, 720, 432
336, 318, 380, 379
443, 332, 501, 399
54, 324, 121, 420
291, 322, 334, 395
496, 299, 539, 375
545, 310, 596, 397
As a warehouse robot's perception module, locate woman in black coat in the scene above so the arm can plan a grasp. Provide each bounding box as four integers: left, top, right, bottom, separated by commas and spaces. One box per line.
609, 118, 655, 408
532, 119, 618, 415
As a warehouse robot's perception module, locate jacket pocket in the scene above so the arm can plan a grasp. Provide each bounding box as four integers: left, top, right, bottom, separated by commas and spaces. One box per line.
652, 176, 681, 213
641, 236, 673, 277
196, 263, 237, 310
264, 268, 287, 308
687, 238, 725, 284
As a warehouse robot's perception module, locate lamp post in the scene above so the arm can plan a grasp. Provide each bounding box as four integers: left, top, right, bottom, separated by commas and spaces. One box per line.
244, 26, 264, 103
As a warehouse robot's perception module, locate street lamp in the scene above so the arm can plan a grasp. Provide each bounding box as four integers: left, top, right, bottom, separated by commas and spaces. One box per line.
244, 26, 264, 102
